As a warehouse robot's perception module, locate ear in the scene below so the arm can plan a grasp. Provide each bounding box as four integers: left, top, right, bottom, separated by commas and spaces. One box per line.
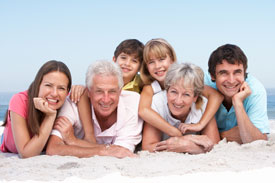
87, 89, 91, 98
193, 95, 198, 103
113, 56, 116, 63
210, 74, 216, 82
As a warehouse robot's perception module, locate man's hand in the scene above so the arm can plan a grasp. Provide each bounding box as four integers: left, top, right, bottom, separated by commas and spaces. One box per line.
232, 81, 251, 104
105, 145, 137, 158
54, 116, 76, 145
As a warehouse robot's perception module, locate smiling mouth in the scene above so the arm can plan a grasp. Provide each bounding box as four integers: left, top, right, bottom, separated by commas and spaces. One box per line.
172, 104, 183, 109
224, 83, 240, 90
155, 70, 165, 76
47, 98, 58, 104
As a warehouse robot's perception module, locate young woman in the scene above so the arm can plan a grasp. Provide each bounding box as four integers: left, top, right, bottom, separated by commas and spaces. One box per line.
139, 38, 223, 138
142, 63, 220, 153
0, 60, 72, 158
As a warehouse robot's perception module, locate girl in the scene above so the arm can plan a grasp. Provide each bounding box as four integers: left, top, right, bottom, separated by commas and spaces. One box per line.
0, 60, 72, 158
139, 38, 223, 139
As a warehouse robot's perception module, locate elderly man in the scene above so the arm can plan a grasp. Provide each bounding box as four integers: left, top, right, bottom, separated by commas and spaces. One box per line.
205, 44, 269, 144
46, 60, 143, 158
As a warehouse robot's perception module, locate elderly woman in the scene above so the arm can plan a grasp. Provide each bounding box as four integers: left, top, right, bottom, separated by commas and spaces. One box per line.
142, 63, 220, 154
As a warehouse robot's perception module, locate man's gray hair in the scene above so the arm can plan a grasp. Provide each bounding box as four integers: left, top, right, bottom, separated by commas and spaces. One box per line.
85, 60, 124, 90
164, 62, 204, 97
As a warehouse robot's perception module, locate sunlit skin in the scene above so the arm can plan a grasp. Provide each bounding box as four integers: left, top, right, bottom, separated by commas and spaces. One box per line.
211, 60, 245, 105
146, 54, 174, 86
113, 52, 141, 85
167, 81, 198, 121
88, 75, 121, 121
38, 71, 69, 111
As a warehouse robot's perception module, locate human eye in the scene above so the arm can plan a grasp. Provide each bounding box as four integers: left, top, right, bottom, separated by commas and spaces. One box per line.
95, 90, 103, 94
132, 59, 138, 63
218, 70, 227, 76
148, 60, 154, 65
234, 69, 243, 75
58, 86, 67, 91
44, 83, 52, 87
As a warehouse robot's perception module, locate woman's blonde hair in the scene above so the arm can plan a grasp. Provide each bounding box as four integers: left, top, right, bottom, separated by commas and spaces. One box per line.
140, 38, 177, 84
164, 62, 204, 110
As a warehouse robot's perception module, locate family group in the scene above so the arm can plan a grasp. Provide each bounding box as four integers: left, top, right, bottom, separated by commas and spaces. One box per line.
0, 38, 269, 158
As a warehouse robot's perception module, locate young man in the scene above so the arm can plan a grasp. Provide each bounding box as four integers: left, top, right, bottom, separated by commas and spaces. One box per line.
46, 61, 143, 158
205, 44, 269, 144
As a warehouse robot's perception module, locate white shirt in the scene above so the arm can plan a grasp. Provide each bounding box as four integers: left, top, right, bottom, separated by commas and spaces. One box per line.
51, 90, 143, 152
151, 90, 208, 140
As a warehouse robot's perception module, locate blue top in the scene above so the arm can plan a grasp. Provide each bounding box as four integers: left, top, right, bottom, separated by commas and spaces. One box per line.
204, 73, 270, 134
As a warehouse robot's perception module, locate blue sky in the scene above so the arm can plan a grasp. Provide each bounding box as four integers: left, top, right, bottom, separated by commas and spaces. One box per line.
1, 0, 274, 92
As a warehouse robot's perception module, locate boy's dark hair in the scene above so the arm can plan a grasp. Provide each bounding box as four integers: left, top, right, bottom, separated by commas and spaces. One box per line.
114, 39, 144, 63
208, 44, 248, 79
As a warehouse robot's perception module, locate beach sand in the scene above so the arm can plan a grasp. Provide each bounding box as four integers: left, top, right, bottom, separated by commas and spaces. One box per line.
1, 120, 275, 183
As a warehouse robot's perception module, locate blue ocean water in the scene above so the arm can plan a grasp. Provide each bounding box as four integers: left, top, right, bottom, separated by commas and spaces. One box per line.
1, 89, 275, 121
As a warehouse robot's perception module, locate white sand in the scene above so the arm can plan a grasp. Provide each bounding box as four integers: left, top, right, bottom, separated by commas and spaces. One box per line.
1, 120, 275, 183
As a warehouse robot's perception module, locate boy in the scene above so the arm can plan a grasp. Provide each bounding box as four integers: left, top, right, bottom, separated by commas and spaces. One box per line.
113, 39, 144, 93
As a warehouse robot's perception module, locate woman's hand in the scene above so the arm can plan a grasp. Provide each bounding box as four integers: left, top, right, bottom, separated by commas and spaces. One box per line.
70, 85, 86, 103
33, 98, 56, 116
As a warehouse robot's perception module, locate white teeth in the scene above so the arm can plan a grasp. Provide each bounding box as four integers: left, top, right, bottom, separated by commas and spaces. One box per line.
173, 104, 183, 109
47, 99, 57, 103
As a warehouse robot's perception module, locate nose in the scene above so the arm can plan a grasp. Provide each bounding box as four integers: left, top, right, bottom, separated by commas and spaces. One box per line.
228, 73, 235, 83
102, 92, 111, 103
51, 87, 58, 97
125, 59, 131, 66
155, 60, 161, 69
175, 94, 183, 104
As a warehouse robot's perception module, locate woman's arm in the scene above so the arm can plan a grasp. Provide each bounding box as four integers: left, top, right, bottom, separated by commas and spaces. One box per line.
77, 90, 96, 143
11, 110, 56, 158
141, 122, 162, 152
201, 117, 220, 144
138, 85, 182, 137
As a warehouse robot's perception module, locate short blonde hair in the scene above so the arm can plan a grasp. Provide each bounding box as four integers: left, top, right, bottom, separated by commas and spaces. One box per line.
140, 38, 177, 84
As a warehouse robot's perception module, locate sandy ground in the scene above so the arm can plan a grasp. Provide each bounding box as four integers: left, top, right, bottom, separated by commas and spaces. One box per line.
0, 120, 275, 183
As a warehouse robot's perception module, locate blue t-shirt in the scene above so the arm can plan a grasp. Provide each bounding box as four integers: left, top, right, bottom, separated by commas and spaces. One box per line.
204, 73, 269, 134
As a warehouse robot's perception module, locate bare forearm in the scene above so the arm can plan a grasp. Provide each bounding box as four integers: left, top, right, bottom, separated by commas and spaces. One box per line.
77, 91, 96, 143
200, 86, 224, 129
47, 141, 106, 158
20, 115, 56, 158
234, 101, 267, 143
66, 137, 99, 148
140, 108, 182, 137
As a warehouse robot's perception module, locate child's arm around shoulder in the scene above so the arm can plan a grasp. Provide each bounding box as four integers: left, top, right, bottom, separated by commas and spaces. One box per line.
77, 89, 96, 143
138, 85, 182, 137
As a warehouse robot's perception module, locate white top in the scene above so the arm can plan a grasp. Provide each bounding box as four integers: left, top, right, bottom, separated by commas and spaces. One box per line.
51, 90, 143, 152
151, 90, 208, 140
151, 80, 162, 94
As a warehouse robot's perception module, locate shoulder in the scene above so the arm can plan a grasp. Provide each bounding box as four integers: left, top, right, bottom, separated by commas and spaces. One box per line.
151, 80, 162, 94
120, 90, 140, 105
9, 90, 28, 108
152, 91, 167, 110
204, 72, 217, 89
58, 97, 78, 117
246, 74, 266, 94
